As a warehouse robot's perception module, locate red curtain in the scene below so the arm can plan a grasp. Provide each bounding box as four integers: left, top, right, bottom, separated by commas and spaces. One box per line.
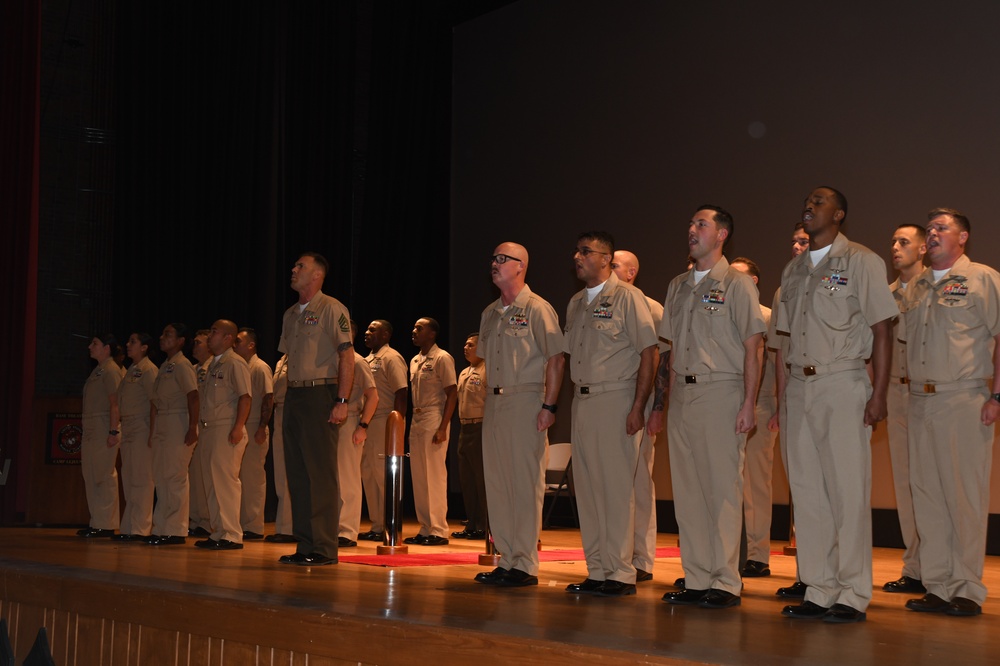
0, 0, 41, 523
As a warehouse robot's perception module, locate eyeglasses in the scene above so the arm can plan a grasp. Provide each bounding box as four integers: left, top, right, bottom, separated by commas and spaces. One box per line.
576, 246, 608, 257
491, 254, 522, 265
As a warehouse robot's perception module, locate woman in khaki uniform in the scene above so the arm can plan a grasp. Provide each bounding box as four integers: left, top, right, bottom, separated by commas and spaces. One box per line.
78, 334, 125, 537
114, 332, 158, 540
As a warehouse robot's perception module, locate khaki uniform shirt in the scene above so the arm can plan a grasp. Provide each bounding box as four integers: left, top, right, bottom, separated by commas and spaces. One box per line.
83, 358, 124, 416
890, 279, 909, 381
458, 361, 486, 419
245, 354, 274, 430
901, 254, 1000, 383
152, 352, 198, 413
758, 304, 776, 397
200, 349, 252, 423
278, 291, 353, 383
349, 352, 376, 416
410, 344, 457, 412
366, 345, 408, 418
661, 257, 765, 376
564, 272, 658, 385
118, 356, 158, 417
776, 233, 897, 367
477, 284, 564, 389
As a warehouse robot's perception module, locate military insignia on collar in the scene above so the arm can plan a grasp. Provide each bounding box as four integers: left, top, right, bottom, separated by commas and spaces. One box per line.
129, 369, 143, 381
163, 362, 175, 374
338, 313, 350, 332
509, 312, 529, 327
592, 303, 613, 319
370, 357, 383, 371
942, 283, 968, 297
701, 288, 725, 305
95, 368, 103, 377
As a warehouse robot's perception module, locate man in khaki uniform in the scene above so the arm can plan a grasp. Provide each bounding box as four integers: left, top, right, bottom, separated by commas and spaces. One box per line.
453, 333, 487, 540
655, 209, 764, 610
233, 327, 274, 540
775, 187, 896, 623
611, 250, 662, 583
901, 208, 1000, 617
475, 243, 565, 587
115, 333, 158, 540
195, 319, 252, 550
730, 257, 778, 579
564, 231, 657, 597
882, 225, 927, 594
360, 320, 409, 541
405, 318, 457, 546
264, 354, 295, 542
337, 322, 379, 546
188, 329, 213, 537
278, 252, 355, 566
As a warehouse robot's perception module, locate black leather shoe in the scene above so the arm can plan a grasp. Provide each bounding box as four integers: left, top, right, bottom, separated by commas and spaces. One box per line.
904, 593, 948, 612
338, 537, 358, 547
110, 533, 143, 542
498, 568, 538, 587
475, 566, 509, 584
302, 552, 336, 566
403, 535, 427, 545
78, 528, 114, 538
264, 533, 298, 543
278, 552, 308, 565
596, 580, 636, 597
662, 588, 708, 605
451, 529, 470, 539
566, 578, 604, 594
243, 531, 264, 540
464, 529, 486, 540
146, 535, 186, 546
882, 575, 925, 594
741, 560, 771, 578
421, 535, 449, 546
673, 577, 686, 589
194, 538, 243, 550
635, 569, 653, 583
776, 581, 808, 598
357, 530, 384, 541
699, 589, 741, 608
945, 597, 982, 617
781, 600, 829, 619
823, 603, 866, 623
188, 526, 210, 537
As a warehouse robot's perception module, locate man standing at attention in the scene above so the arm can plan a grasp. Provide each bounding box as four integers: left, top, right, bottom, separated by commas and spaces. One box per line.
654, 208, 764, 610
233, 327, 274, 541
475, 243, 565, 587
901, 209, 1000, 617
360, 320, 409, 541
881, 224, 927, 595
453, 333, 487, 541
405, 318, 457, 546
610, 249, 662, 583
775, 187, 896, 623
278, 252, 355, 566
564, 231, 657, 597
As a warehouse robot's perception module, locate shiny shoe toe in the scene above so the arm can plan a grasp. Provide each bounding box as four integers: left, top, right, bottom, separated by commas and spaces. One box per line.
338, 537, 358, 548
635, 569, 653, 583
474, 566, 509, 585
662, 588, 708, 605
945, 597, 982, 617
904, 593, 948, 612
421, 535, 449, 546
780, 600, 829, 619
278, 552, 308, 565
497, 568, 538, 587
566, 578, 604, 594
595, 580, 636, 597
883, 575, 925, 594
741, 560, 771, 578
823, 603, 866, 623
776, 581, 808, 598
699, 589, 741, 608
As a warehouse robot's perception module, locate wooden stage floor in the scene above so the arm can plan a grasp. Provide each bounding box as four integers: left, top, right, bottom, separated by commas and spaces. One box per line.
2, 523, 999, 665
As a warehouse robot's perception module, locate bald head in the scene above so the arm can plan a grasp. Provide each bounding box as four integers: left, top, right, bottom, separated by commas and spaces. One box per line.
207, 319, 238, 355
611, 250, 639, 284
496, 242, 528, 268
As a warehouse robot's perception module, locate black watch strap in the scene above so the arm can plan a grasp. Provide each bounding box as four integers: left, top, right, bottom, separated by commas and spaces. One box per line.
541, 403, 557, 414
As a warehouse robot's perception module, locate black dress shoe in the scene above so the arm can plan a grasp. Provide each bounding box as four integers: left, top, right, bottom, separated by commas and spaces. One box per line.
278, 552, 308, 565
566, 578, 604, 594
823, 603, 866, 623
302, 552, 336, 566
905, 593, 948, 612
776, 581, 808, 598
945, 597, 982, 617
465, 529, 486, 539
78, 528, 114, 538
264, 533, 298, 543
882, 575, 925, 594
781, 600, 829, 619
741, 560, 771, 578
403, 535, 427, 545
110, 533, 142, 542
421, 535, 449, 546
474, 566, 510, 584
243, 531, 264, 540
188, 526, 211, 537
662, 588, 708, 605
497, 568, 538, 587
338, 537, 358, 547
451, 529, 470, 539
673, 577, 686, 589
357, 530, 384, 542
146, 535, 186, 546
635, 569, 653, 583
699, 589, 741, 608
596, 580, 636, 597
194, 538, 243, 550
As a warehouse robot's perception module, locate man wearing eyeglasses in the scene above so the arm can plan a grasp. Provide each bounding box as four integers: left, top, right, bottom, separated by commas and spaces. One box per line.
474, 242, 565, 587
564, 232, 658, 597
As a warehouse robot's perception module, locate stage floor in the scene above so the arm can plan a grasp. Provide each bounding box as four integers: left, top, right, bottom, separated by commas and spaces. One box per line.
1, 523, 999, 665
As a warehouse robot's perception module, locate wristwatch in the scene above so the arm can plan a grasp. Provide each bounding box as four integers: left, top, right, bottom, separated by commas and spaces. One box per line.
359, 421, 369, 429
991, 393, 1000, 403
109, 429, 119, 436
541, 403, 558, 413
334, 397, 348, 404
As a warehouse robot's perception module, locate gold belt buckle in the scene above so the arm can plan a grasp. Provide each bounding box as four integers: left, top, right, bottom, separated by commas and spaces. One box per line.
803, 366, 817, 376
924, 383, 936, 394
